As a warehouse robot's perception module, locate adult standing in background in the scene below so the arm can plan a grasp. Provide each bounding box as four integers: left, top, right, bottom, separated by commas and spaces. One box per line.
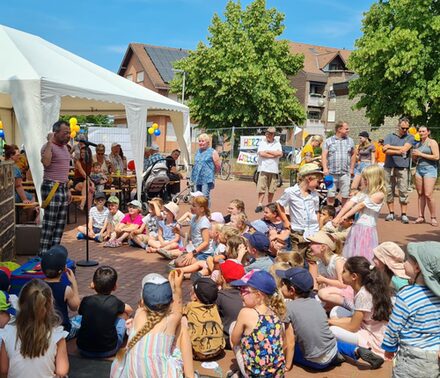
108, 142, 125, 174
191, 133, 220, 204
374, 139, 386, 167
351, 131, 375, 192
382, 118, 415, 224
412, 126, 439, 226
300, 135, 323, 166
40, 121, 72, 255
166, 149, 183, 196
255, 127, 283, 213
321, 121, 356, 206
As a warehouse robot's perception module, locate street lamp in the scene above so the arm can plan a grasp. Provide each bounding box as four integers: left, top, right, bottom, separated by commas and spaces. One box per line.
172, 69, 186, 104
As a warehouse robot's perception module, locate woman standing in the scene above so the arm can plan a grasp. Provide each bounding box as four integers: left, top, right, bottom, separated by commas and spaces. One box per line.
190, 133, 220, 204
351, 131, 375, 192
412, 126, 439, 226
300, 135, 323, 166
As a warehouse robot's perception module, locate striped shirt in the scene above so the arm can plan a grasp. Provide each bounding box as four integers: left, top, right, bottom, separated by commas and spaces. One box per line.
89, 206, 109, 229
382, 285, 440, 352
323, 135, 355, 175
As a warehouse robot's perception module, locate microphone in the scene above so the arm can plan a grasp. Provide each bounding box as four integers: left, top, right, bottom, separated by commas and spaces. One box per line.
80, 140, 98, 148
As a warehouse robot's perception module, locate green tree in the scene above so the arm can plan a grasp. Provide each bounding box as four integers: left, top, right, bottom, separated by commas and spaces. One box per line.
349, 0, 440, 139
59, 114, 113, 126
170, 0, 305, 129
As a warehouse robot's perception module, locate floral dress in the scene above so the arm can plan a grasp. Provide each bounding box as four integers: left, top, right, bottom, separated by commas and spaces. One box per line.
240, 308, 285, 377
191, 147, 215, 185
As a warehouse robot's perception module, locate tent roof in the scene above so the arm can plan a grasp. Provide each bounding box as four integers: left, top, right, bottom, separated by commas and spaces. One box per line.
0, 24, 189, 114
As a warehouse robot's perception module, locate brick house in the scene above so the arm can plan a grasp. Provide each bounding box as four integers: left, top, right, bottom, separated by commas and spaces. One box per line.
117, 43, 190, 152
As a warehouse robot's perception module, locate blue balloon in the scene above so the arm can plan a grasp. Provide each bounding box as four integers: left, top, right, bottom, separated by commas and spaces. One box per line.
0, 130, 4, 138
154, 129, 161, 136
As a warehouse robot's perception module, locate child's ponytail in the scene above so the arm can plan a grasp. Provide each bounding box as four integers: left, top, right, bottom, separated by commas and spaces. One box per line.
345, 256, 392, 322
268, 288, 286, 320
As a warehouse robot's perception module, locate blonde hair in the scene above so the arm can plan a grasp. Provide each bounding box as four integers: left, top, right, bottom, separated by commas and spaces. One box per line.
198, 133, 211, 143
361, 164, 387, 196
117, 307, 169, 361
150, 197, 164, 208
16, 279, 61, 358
193, 196, 210, 217
230, 199, 245, 213
231, 213, 248, 233
266, 289, 286, 319
275, 251, 304, 268
225, 235, 247, 260
219, 225, 240, 243
269, 262, 291, 289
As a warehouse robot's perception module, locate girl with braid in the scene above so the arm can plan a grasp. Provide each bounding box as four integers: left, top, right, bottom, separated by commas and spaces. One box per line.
111, 270, 196, 378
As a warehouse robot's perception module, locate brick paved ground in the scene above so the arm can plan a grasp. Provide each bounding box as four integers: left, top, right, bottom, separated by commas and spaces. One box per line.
21, 179, 440, 377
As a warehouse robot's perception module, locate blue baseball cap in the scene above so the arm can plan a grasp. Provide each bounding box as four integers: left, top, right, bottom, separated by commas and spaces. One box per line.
243, 231, 270, 252
247, 220, 269, 234
141, 273, 173, 311
230, 269, 277, 295
276, 268, 314, 293
324, 175, 334, 189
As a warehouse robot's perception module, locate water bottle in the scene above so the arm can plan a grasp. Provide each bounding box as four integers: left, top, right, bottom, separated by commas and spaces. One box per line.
116, 169, 121, 177
186, 242, 195, 253
200, 361, 223, 377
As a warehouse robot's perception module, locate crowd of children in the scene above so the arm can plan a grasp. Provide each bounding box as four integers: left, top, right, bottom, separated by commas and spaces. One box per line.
0, 162, 438, 377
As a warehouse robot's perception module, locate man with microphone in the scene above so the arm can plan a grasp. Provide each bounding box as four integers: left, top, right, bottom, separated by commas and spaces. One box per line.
39, 120, 73, 255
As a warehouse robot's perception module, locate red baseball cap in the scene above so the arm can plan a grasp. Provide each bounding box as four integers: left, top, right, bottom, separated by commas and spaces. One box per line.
220, 260, 245, 283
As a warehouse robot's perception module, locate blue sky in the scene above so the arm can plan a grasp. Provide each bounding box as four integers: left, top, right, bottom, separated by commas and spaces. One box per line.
0, 0, 376, 72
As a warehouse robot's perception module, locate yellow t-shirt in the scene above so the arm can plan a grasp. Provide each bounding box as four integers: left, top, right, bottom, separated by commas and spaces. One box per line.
300, 144, 314, 166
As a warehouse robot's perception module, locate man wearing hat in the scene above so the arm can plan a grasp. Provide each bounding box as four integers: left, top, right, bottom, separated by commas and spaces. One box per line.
322, 121, 356, 206
143, 143, 163, 171
108, 142, 124, 174
255, 127, 283, 213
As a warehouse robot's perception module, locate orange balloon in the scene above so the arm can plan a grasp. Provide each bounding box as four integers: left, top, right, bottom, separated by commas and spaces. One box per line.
408, 126, 417, 135
70, 131, 76, 139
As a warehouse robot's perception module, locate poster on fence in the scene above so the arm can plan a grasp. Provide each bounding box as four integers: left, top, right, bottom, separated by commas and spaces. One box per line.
240, 135, 280, 150
236, 151, 258, 165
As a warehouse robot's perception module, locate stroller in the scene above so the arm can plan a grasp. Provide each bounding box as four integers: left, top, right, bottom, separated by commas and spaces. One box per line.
141, 159, 170, 203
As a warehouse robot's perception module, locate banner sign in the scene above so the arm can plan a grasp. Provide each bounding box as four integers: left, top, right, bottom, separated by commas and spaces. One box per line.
239, 135, 280, 150
236, 151, 258, 165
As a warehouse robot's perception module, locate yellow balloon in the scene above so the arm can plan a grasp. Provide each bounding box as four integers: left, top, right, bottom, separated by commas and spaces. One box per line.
148, 127, 155, 135
69, 117, 78, 126
408, 126, 417, 135
74, 125, 80, 133
70, 131, 77, 139
414, 133, 420, 142
0, 120, 3, 129
152, 123, 159, 130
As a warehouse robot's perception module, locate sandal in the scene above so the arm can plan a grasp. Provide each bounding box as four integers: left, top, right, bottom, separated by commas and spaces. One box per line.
414, 217, 425, 224
431, 218, 438, 227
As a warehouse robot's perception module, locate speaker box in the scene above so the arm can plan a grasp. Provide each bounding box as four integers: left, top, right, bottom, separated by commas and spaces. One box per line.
15, 224, 41, 255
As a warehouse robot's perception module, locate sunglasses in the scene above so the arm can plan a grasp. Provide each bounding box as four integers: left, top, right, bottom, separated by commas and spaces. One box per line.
400, 127, 409, 131
96, 152, 104, 155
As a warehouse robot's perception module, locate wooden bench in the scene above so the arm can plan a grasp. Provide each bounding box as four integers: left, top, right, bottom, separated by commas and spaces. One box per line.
15, 202, 39, 224
67, 195, 85, 224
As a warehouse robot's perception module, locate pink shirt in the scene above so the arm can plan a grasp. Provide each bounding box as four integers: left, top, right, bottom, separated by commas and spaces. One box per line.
41, 142, 71, 183
121, 214, 144, 232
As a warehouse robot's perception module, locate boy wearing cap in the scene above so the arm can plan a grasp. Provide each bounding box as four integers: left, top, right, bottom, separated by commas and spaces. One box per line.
382, 241, 440, 377
102, 196, 124, 241
42, 245, 80, 339
243, 231, 273, 273
183, 277, 225, 360
277, 268, 384, 370
77, 266, 133, 358
105, 199, 144, 248
77, 192, 109, 242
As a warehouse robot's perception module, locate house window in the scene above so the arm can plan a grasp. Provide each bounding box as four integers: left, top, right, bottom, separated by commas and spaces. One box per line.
126, 74, 133, 81
307, 111, 321, 120
327, 110, 336, 123
136, 71, 144, 83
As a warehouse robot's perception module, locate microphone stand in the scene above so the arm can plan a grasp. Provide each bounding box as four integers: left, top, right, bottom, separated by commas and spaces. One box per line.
77, 145, 98, 267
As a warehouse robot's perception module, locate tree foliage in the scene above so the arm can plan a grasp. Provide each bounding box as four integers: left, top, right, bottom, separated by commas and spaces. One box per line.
170, 0, 305, 129
349, 0, 440, 132
59, 114, 113, 126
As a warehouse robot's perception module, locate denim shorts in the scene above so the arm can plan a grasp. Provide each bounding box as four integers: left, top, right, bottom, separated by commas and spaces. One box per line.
354, 161, 371, 176
416, 164, 438, 178
196, 253, 210, 261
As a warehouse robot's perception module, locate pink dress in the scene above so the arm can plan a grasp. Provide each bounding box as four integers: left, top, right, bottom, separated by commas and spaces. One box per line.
343, 193, 382, 261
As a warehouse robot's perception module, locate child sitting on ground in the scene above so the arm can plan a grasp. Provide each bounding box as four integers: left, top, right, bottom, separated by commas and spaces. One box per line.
89, 162, 108, 192
277, 267, 385, 370
111, 271, 195, 378
275, 250, 304, 268
243, 232, 273, 272
77, 192, 109, 242
0, 291, 16, 346
263, 203, 290, 241
76, 266, 133, 358
230, 213, 249, 235
130, 198, 162, 249
224, 199, 245, 224
0, 268, 18, 311
216, 260, 245, 349
230, 270, 287, 377
183, 277, 225, 360
42, 245, 80, 340
148, 202, 182, 254
102, 196, 124, 241
382, 242, 440, 377
0, 279, 69, 378
105, 200, 144, 248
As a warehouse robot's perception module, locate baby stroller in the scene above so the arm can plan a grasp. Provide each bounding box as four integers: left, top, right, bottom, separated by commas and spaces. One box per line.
141, 159, 170, 203
171, 177, 194, 204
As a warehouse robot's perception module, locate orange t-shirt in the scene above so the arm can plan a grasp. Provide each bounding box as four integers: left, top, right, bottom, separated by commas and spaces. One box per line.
374, 142, 386, 163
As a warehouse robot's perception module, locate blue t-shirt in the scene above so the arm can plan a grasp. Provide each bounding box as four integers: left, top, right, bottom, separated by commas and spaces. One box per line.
190, 215, 211, 253
384, 133, 415, 168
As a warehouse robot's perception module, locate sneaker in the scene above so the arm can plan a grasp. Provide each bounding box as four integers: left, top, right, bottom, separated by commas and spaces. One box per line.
385, 213, 395, 221
94, 234, 103, 243
356, 347, 384, 369
255, 205, 263, 213
401, 215, 409, 224
157, 248, 173, 260
333, 352, 346, 366
76, 232, 86, 240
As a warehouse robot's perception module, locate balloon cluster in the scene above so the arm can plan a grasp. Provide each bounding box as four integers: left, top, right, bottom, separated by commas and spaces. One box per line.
69, 117, 81, 138
147, 123, 161, 136
0, 120, 4, 139
408, 126, 420, 142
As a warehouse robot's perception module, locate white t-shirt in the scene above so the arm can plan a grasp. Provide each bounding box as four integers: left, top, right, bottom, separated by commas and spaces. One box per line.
2, 325, 68, 378
89, 206, 110, 229
351, 192, 383, 227
277, 184, 319, 238
108, 210, 124, 228
257, 139, 282, 174
190, 215, 211, 253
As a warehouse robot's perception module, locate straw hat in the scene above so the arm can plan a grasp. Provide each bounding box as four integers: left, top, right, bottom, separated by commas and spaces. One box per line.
373, 242, 409, 279
307, 230, 336, 251
299, 163, 323, 177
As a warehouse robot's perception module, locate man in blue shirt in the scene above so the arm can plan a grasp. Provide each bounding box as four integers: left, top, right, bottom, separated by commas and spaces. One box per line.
382, 118, 415, 224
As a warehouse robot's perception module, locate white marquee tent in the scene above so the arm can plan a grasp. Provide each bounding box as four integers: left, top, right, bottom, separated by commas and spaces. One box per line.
0, 24, 190, 203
